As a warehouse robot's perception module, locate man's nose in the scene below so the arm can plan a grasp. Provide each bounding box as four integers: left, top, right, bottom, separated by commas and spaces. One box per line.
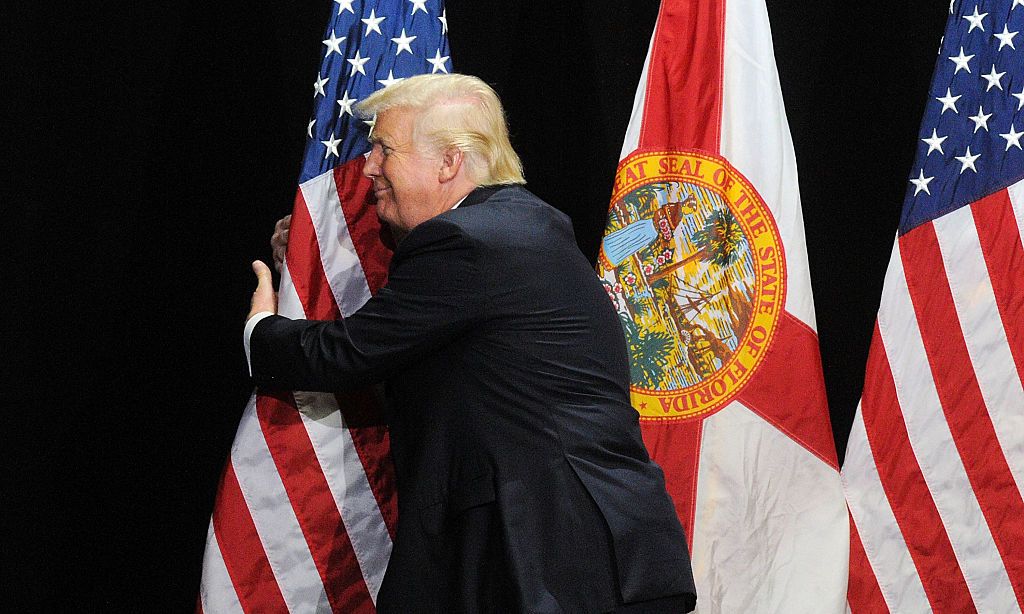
364, 147, 381, 177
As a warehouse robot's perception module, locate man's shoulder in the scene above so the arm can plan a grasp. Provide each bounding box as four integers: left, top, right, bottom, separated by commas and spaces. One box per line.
462, 184, 553, 213
396, 185, 577, 269
394, 214, 477, 258
442, 185, 572, 242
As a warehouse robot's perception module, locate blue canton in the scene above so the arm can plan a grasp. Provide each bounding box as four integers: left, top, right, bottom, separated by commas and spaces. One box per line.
299, 0, 451, 183
902, 0, 1024, 234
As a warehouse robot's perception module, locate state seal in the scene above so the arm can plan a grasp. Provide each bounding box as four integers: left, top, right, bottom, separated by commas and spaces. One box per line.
597, 150, 786, 421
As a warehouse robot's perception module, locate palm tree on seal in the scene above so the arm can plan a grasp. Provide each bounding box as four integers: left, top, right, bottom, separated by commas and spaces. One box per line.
649, 208, 752, 336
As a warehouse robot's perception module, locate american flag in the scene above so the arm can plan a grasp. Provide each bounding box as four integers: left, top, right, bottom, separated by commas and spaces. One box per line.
198, 2, 450, 612
842, 1, 1024, 611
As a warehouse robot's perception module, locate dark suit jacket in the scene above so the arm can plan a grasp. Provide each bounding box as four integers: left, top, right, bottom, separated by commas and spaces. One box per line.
250, 186, 697, 613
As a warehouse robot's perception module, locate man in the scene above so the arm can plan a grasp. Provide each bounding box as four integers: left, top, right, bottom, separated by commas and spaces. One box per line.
247, 74, 696, 613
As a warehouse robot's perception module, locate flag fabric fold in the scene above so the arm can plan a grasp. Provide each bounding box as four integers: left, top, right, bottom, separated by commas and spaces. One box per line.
199, 2, 450, 611
843, 1, 1024, 611
597, 1, 849, 611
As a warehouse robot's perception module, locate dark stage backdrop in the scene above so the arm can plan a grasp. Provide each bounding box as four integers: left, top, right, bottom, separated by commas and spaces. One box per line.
16, 0, 949, 609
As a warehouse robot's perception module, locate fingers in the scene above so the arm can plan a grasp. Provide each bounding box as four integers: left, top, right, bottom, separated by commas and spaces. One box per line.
271, 226, 289, 250
273, 237, 287, 272
271, 216, 291, 247
271, 215, 292, 273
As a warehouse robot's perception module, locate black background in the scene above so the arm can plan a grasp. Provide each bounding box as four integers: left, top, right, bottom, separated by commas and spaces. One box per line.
10, 0, 948, 609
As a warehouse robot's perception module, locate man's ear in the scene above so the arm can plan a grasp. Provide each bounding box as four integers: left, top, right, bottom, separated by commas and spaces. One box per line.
438, 146, 464, 183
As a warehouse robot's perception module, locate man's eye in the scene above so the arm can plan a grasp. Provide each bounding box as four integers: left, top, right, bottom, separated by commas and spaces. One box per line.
382, 146, 393, 156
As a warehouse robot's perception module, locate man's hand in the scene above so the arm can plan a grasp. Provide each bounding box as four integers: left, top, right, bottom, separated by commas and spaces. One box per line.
271, 214, 291, 272
248, 260, 278, 320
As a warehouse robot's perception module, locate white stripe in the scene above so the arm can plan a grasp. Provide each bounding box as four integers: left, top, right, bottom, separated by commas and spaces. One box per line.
278, 259, 308, 320
1008, 179, 1024, 242
299, 171, 373, 317
618, 23, 653, 161
719, 0, 817, 331
294, 391, 392, 603
842, 411, 929, 613
933, 208, 1024, 496
878, 239, 1017, 611
231, 394, 331, 613
689, 401, 847, 614
199, 521, 245, 614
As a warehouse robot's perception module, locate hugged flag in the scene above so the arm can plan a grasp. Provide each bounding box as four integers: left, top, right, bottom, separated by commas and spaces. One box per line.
596, 0, 848, 611
198, 1, 450, 612
843, 1, 1024, 611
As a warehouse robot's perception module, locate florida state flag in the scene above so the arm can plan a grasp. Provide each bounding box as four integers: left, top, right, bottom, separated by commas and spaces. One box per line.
597, 1, 849, 611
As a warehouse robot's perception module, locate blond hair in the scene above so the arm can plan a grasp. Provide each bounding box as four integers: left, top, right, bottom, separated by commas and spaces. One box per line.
356, 74, 526, 185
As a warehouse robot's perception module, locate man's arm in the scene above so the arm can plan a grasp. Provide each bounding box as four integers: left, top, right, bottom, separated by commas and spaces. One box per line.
246, 219, 487, 392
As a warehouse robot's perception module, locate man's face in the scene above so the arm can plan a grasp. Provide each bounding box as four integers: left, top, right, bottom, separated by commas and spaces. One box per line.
363, 107, 445, 233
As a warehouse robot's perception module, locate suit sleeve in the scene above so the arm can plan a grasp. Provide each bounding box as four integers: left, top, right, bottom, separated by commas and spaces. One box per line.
249, 219, 488, 392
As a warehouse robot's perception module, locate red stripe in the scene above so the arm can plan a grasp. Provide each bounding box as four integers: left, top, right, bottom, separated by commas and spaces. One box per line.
971, 190, 1024, 385
211, 462, 288, 612
736, 312, 839, 468
334, 157, 393, 295
859, 324, 974, 612
901, 224, 1024, 604
639, 0, 725, 153
256, 391, 374, 613
336, 388, 398, 538
848, 514, 889, 614
288, 188, 342, 321
641, 418, 703, 549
